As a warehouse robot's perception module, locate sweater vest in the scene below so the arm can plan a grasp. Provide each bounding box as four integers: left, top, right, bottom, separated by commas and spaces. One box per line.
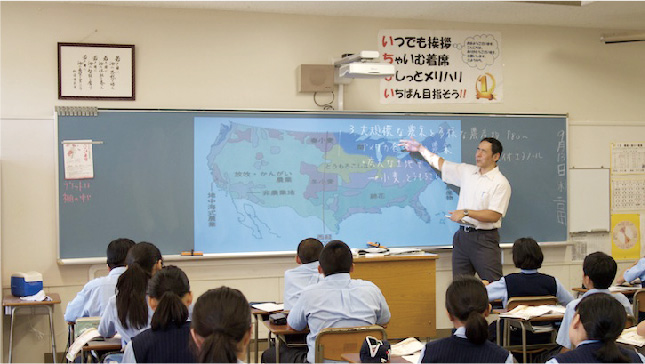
131, 321, 196, 363
505, 272, 557, 299
554, 342, 641, 363
421, 336, 509, 363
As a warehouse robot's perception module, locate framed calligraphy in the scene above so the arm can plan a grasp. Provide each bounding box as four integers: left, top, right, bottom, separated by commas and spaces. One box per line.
58, 43, 135, 100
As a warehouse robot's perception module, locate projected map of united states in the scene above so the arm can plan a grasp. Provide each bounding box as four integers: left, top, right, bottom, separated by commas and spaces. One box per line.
194, 117, 460, 253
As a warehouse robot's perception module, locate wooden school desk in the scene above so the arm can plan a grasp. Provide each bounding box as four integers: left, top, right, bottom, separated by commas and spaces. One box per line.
493, 307, 563, 364
351, 254, 438, 339
573, 287, 639, 296
262, 319, 309, 362
3, 293, 61, 363
250, 307, 285, 363
341, 352, 412, 363
80, 337, 122, 363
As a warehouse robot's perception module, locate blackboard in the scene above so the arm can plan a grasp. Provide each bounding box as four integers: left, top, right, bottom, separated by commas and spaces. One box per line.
57, 110, 567, 260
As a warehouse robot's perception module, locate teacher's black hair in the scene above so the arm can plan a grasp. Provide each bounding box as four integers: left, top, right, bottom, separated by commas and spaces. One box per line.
481, 137, 503, 156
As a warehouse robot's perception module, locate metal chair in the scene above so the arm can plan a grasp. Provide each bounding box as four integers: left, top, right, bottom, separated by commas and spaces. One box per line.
626, 314, 636, 328
314, 325, 387, 362
503, 296, 560, 363
632, 289, 645, 323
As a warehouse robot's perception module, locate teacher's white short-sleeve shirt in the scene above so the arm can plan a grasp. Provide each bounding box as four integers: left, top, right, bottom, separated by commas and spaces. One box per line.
441, 161, 511, 230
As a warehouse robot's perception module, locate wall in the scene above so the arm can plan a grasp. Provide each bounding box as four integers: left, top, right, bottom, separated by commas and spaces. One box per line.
1, 2, 644, 362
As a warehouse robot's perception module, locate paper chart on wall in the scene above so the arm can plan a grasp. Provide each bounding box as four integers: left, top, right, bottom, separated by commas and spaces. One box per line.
612, 177, 645, 211
63, 140, 94, 180
612, 142, 645, 174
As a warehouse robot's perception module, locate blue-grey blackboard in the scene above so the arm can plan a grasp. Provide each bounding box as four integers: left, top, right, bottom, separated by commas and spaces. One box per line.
57, 111, 567, 260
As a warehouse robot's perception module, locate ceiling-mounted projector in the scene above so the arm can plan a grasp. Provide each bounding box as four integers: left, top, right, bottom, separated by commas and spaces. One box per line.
338, 63, 396, 78
334, 51, 396, 79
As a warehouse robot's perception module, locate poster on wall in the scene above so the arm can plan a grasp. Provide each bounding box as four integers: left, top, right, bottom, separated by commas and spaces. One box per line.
611, 213, 640, 260
63, 140, 94, 180
611, 142, 645, 174
378, 30, 503, 104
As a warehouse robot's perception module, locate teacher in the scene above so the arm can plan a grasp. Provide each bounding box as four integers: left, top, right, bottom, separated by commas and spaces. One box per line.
399, 137, 511, 282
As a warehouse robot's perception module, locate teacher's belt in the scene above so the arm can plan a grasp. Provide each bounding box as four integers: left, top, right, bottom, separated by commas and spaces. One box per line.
460, 226, 498, 233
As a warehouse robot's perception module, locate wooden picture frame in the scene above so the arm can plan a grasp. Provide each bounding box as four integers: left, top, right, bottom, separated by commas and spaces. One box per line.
58, 43, 135, 100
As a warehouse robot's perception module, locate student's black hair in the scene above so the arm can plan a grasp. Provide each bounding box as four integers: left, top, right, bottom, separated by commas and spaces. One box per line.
575, 293, 629, 363
191, 286, 251, 363
512, 237, 543, 270
445, 275, 490, 345
115, 241, 162, 329
583, 251, 617, 289
480, 137, 503, 156
106, 238, 135, 269
318, 240, 353, 276
148, 265, 190, 331
297, 237, 324, 264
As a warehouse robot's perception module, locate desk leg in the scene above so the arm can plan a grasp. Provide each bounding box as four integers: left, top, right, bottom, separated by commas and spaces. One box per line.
246, 326, 251, 363
66, 324, 75, 363
520, 321, 527, 364
275, 334, 280, 363
48, 306, 57, 363
254, 314, 259, 363
496, 319, 501, 346
9, 307, 16, 363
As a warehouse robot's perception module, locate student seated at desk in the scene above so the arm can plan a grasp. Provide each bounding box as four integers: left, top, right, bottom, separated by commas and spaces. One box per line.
419, 276, 513, 363
556, 252, 632, 352
486, 237, 573, 308
190, 286, 252, 363
547, 293, 645, 363
617, 256, 645, 323
122, 265, 195, 363
284, 237, 324, 311
99, 241, 163, 346
486, 237, 574, 345
64, 238, 135, 323
616, 256, 645, 287
262, 240, 391, 363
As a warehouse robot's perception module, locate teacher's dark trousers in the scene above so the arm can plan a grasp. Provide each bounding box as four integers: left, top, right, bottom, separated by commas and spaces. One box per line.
452, 227, 503, 282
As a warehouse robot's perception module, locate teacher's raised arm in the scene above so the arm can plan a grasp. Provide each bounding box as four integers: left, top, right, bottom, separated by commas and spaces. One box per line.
399, 138, 445, 171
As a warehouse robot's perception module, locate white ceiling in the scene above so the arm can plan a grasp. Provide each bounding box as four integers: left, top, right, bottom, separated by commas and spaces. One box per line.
84, 1, 645, 32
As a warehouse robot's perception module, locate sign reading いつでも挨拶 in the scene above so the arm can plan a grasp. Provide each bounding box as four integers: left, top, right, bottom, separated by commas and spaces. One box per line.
379, 30, 503, 104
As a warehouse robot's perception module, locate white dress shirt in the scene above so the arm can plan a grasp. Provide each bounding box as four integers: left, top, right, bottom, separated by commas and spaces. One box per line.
441, 161, 511, 230
624, 257, 645, 285
64, 266, 126, 322
98, 295, 154, 346
283, 262, 323, 310
556, 289, 632, 349
287, 273, 391, 363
